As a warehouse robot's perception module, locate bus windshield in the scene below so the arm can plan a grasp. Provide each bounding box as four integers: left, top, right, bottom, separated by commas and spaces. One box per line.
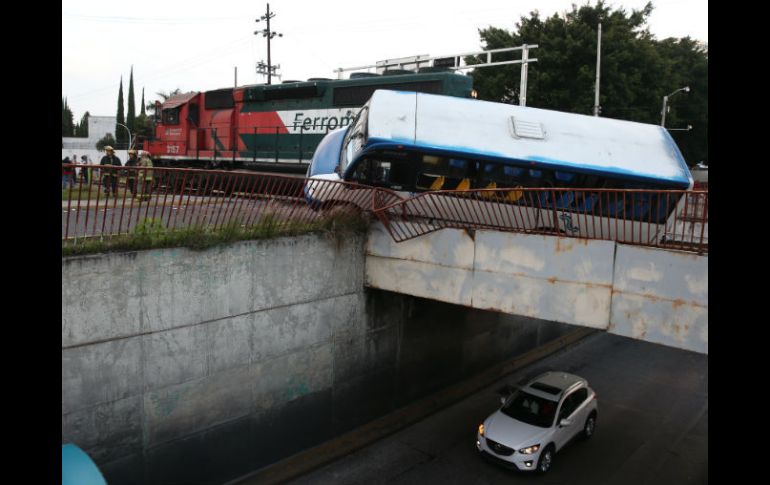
340, 105, 369, 174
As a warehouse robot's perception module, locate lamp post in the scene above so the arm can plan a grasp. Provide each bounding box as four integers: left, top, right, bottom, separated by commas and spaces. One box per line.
116, 122, 133, 151
661, 86, 690, 127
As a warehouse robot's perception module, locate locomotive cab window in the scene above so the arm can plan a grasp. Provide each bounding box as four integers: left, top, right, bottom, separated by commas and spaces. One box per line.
187, 103, 199, 126
162, 107, 180, 125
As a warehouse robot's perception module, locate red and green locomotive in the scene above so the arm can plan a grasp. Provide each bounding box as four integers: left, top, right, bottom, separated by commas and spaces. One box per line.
144, 70, 474, 174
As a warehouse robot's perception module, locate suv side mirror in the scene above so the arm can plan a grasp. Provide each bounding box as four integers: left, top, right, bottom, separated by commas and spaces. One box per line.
559, 418, 573, 428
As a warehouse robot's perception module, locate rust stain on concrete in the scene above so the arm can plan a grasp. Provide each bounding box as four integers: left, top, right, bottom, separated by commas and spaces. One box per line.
672, 298, 686, 309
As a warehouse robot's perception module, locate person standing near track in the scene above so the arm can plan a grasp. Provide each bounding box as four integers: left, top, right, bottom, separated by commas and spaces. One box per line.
99, 146, 121, 197
138, 150, 154, 200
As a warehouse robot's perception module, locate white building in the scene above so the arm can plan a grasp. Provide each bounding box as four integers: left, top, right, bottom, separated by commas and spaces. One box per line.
62, 116, 129, 164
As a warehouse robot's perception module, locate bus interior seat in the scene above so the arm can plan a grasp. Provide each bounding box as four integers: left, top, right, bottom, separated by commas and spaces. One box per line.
603, 198, 625, 217
575, 193, 596, 213
506, 185, 524, 202
456, 178, 471, 191
628, 194, 651, 220
553, 190, 575, 209
479, 181, 498, 199
429, 176, 445, 191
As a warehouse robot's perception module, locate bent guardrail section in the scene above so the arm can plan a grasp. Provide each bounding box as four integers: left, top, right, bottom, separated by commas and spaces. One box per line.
62, 165, 708, 254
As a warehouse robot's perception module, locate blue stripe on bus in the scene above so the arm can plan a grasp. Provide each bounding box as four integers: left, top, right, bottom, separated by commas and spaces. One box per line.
353, 138, 691, 188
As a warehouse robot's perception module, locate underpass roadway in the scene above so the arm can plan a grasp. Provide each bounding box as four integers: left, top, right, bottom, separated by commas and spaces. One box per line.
232, 331, 707, 485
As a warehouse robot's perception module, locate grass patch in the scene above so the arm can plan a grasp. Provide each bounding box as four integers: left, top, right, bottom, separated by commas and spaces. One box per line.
62, 207, 372, 256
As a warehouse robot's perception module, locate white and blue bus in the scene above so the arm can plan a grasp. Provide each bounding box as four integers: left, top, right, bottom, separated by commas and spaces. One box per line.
306, 90, 701, 245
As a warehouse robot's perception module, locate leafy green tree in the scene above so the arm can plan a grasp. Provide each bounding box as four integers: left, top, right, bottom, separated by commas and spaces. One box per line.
96, 133, 117, 152
146, 88, 182, 115
656, 38, 708, 164
467, 1, 707, 164
134, 113, 155, 140
116, 77, 126, 149
127, 66, 136, 135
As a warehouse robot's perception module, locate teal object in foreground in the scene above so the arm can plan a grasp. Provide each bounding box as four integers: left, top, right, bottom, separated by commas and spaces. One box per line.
62, 444, 107, 485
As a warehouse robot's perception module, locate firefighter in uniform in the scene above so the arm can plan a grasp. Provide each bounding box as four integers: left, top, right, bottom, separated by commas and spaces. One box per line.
138, 150, 154, 200
125, 149, 139, 197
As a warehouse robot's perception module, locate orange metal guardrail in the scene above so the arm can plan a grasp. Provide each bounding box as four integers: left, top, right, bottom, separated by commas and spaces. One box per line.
62, 164, 708, 254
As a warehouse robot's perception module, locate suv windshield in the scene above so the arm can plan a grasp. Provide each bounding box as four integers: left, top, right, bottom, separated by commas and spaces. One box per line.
501, 390, 558, 428
340, 104, 369, 174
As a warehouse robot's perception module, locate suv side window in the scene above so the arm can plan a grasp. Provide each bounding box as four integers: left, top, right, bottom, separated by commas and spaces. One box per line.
559, 387, 588, 421
571, 388, 588, 409
558, 394, 576, 421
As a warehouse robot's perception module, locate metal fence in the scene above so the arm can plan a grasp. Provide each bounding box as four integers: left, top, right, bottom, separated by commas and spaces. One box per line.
371, 187, 708, 253
62, 164, 708, 254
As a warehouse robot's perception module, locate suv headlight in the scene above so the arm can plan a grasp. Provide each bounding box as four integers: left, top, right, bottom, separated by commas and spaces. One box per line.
478, 424, 485, 436
518, 444, 540, 454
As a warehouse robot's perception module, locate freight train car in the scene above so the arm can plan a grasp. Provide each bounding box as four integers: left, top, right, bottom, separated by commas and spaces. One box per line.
144, 70, 474, 175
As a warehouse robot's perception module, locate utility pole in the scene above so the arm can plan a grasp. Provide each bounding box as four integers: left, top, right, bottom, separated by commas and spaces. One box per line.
255, 3, 282, 85
519, 45, 529, 107
593, 23, 602, 116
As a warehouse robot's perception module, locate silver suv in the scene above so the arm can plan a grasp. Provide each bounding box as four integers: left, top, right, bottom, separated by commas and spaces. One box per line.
476, 371, 598, 473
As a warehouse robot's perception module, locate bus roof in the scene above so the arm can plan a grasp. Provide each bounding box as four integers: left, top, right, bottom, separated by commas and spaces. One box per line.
365, 90, 692, 188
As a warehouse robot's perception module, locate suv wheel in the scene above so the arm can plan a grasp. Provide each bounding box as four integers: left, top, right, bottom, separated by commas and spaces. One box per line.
584, 413, 596, 439
537, 446, 554, 474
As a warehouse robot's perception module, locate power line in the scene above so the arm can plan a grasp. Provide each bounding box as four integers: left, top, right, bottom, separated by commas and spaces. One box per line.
62, 12, 242, 24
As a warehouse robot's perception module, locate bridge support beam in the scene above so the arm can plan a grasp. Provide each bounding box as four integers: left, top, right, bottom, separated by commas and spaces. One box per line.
365, 223, 707, 354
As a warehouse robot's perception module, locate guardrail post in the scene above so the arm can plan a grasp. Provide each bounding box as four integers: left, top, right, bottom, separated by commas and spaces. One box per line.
253, 127, 257, 163
275, 126, 279, 163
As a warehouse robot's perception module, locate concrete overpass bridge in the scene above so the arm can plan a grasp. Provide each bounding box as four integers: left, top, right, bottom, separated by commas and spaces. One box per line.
365, 222, 707, 354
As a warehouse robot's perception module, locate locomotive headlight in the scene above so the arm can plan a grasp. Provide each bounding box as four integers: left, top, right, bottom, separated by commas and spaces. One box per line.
518, 444, 540, 454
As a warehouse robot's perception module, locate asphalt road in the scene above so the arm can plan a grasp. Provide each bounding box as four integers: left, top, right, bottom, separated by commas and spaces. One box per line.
289, 332, 707, 485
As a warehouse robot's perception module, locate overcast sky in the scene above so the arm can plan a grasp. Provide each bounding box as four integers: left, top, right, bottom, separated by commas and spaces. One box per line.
62, 0, 707, 122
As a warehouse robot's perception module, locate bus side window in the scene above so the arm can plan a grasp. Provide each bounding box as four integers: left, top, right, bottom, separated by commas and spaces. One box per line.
416, 155, 444, 190
415, 156, 469, 191
442, 159, 468, 189
366, 157, 415, 190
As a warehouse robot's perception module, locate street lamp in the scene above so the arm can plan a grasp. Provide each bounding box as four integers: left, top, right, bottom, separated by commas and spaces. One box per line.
116, 122, 133, 151
660, 86, 690, 127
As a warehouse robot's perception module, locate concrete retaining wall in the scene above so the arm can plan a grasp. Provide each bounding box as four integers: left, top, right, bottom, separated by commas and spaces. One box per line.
63, 234, 574, 485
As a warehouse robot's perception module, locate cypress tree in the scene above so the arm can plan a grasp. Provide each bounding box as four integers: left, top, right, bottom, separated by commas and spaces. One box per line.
116, 77, 125, 149
127, 66, 136, 137
62, 97, 75, 137
79, 111, 90, 138
62, 97, 67, 136
140, 87, 146, 116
